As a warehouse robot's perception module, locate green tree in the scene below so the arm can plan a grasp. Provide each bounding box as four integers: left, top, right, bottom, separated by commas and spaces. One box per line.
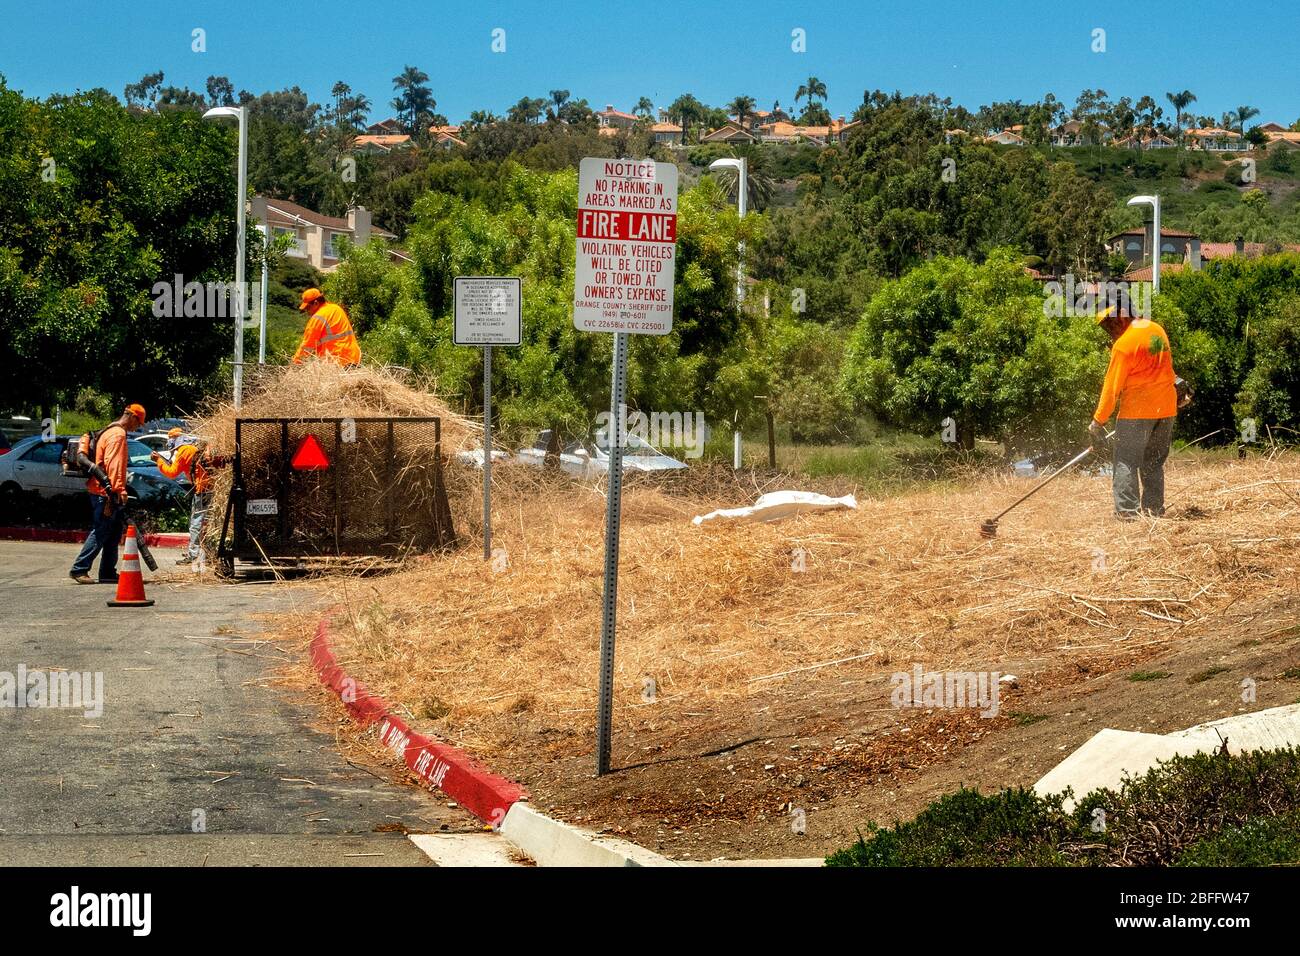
840, 250, 1101, 452
0, 78, 241, 414
1165, 89, 1196, 141
390, 66, 435, 133
728, 95, 757, 128
206, 75, 235, 108
794, 76, 827, 116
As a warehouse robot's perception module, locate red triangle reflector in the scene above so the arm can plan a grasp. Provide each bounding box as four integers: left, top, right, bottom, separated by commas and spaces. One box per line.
290, 434, 330, 470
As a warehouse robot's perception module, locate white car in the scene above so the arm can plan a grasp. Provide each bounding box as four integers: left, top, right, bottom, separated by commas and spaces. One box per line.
0, 435, 182, 505
515, 429, 688, 478
454, 448, 512, 469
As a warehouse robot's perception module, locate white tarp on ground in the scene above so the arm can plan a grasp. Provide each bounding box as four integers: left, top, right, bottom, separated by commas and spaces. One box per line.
1035, 704, 1300, 809
692, 491, 858, 526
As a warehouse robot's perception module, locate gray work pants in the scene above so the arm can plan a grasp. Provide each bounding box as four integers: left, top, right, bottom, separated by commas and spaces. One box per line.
1112, 418, 1174, 517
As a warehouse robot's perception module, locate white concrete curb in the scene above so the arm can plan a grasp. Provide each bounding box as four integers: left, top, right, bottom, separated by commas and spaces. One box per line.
499, 803, 679, 867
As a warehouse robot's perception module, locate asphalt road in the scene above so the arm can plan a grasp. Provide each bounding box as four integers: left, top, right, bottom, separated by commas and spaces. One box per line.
0, 541, 473, 866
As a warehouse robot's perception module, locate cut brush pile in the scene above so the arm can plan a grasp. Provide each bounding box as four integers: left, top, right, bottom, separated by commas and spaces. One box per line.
190, 361, 483, 556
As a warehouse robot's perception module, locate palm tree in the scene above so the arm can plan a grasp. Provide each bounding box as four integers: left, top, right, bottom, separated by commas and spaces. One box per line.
794, 76, 827, 115
710, 144, 775, 212
331, 81, 351, 125
463, 110, 497, 132
547, 89, 570, 122
668, 93, 703, 144
507, 97, 545, 124
390, 65, 434, 133
728, 94, 757, 130
1165, 90, 1196, 141
1235, 105, 1260, 135
634, 96, 654, 119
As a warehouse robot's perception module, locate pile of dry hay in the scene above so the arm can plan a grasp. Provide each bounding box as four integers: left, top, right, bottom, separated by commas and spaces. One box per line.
190, 361, 482, 550
326, 449, 1299, 754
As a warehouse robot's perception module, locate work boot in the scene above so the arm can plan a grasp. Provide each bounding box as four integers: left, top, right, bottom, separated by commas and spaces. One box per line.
176, 554, 193, 566
1115, 511, 1138, 522
69, 572, 93, 585
98, 574, 119, 584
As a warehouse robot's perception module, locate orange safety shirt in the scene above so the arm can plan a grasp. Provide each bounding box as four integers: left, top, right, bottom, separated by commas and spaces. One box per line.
82, 424, 129, 497
158, 443, 212, 494
292, 302, 361, 365
1093, 318, 1179, 423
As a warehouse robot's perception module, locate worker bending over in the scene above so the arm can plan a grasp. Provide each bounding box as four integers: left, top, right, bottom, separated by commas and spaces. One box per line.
152, 432, 213, 566
1090, 304, 1183, 520
292, 288, 360, 366
70, 403, 145, 584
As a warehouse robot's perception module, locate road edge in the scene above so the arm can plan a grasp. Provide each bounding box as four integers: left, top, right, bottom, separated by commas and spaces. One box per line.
0, 526, 187, 548
311, 614, 680, 866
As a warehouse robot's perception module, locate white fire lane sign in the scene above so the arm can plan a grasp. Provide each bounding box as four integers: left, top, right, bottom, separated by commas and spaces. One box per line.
573, 158, 678, 335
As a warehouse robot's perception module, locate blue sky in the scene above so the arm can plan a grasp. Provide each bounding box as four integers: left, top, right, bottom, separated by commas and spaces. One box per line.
2, 0, 1298, 125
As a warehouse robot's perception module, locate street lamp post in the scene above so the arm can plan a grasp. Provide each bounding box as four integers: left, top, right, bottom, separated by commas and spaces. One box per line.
708, 157, 747, 303
1127, 194, 1161, 296
204, 106, 249, 408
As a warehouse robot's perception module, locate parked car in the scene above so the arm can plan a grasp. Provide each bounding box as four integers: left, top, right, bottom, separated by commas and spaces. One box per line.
133, 432, 178, 454
0, 429, 11, 458
515, 429, 688, 478
454, 448, 513, 469
0, 434, 184, 506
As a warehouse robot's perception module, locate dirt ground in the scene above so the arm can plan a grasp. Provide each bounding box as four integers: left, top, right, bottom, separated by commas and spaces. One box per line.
253, 451, 1299, 861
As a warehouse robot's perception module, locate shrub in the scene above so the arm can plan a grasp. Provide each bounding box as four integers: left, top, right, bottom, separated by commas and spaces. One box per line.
827, 746, 1300, 866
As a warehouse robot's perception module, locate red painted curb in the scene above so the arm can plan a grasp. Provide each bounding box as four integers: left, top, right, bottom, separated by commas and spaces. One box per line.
310, 617, 527, 826
0, 527, 187, 548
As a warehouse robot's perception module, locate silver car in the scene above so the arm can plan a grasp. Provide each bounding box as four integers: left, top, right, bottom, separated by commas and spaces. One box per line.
0, 435, 182, 505
515, 429, 687, 478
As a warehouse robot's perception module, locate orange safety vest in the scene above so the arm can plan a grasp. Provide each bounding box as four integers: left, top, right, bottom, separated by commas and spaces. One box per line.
1093, 319, 1179, 423
158, 443, 212, 494
293, 302, 361, 365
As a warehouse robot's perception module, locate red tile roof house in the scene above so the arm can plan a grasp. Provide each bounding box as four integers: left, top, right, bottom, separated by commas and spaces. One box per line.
250, 196, 401, 273
1107, 226, 1202, 272
365, 118, 405, 136
650, 120, 682, 144
595, 104, 639, 130
1184, 127, 1249, 152
352, 133, 413, 154
700, 121, 758, 144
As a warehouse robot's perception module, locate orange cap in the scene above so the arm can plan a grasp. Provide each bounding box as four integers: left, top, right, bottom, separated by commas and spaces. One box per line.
167, 427, 184, 439
299, 288, 325, 311
125, 403, 147, 423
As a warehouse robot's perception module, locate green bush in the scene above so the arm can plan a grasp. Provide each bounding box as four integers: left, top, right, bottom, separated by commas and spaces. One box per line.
1177, 812, 1300, 866
827, 746, 1300, 867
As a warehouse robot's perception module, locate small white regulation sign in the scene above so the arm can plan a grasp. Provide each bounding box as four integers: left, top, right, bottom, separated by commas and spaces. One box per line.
454, 276, 522, 346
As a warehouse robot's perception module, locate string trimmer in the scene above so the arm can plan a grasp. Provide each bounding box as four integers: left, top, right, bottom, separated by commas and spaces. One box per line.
979, 431, 1112, 539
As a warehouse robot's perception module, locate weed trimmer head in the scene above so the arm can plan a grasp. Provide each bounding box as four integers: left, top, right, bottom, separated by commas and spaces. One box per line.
976, 435, 1109, 541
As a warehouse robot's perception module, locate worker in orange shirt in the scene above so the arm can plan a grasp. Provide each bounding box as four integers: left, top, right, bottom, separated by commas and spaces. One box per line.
292, 288, 361, 366
70, 403, 146, 584
151, 432, 214, 566
1089, 304, 1185, 520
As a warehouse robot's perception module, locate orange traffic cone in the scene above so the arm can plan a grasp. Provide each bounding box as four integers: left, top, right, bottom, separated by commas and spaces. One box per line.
108, 524, 154, 608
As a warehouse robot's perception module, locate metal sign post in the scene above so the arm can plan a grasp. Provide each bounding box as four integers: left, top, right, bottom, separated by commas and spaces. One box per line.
573, 158, 679, 776
482, 344, 492, 561
453, 276, 521, 563
596, 332, 629, 776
